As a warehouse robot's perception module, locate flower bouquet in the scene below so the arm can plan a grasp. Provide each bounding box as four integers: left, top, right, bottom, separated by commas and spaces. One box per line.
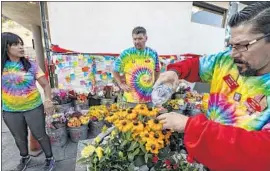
52, 89, 75, 113
74, 92, 89, 110
87, 105, 111, 136
67, 111, 90, 142
78, 104, 200, 171
46, 113, 68, 146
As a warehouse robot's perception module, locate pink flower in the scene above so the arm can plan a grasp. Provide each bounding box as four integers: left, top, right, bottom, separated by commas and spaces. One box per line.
91, 117, 98, 121
173, 164, 178, 169
164, 159, 172, 170
164, 159, 171, 166
152, 155, 159, 164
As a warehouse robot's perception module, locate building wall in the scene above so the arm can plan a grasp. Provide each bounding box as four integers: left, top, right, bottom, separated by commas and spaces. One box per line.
47, 2, 243, 55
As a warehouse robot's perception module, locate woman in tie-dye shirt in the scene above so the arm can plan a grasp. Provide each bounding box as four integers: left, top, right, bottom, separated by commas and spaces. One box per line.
1, 32, 55, 171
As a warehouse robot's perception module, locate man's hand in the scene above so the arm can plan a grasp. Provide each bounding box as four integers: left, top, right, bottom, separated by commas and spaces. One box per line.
119, 83, 131, 92
153, 71, 179, 91
142, 75, 152, 83
157, 112, 189, 133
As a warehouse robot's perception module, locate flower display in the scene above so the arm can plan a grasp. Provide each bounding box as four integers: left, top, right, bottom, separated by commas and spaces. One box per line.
87, 105, 109, 121
67, 112, 90, 128
78, 104, 201, 171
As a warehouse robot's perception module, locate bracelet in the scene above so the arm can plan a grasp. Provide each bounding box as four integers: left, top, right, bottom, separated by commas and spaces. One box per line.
44, 99, 53, 103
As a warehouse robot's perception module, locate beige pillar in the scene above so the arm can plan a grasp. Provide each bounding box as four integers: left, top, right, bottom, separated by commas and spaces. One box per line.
31, 24, 46, 72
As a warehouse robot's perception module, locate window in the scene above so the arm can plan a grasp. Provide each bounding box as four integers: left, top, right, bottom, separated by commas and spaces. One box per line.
191, 2, 227, 28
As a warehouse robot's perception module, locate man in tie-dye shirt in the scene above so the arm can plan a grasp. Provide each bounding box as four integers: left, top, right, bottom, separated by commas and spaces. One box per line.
113, 26, 160, 105
155, 2, 270, 171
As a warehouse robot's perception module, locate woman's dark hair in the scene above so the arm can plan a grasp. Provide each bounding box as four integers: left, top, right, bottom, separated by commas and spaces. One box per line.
1, 32, 31, 74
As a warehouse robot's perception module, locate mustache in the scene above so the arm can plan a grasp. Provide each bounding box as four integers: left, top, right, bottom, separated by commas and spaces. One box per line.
234, 59, 248, 64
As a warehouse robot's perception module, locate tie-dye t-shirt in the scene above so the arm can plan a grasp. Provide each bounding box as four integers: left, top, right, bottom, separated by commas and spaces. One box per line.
200, 49, 270, 131
2, 60, 45, 112
113, 47, 160, 103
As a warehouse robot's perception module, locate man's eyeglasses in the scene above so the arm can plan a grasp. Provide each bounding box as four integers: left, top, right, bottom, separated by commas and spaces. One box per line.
228, 33, 270, 52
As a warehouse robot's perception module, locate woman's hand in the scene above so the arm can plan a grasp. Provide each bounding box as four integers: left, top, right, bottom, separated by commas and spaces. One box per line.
44, 100, 55, 115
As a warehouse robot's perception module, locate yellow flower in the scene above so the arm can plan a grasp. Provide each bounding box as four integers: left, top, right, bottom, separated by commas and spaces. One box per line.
144, 125, 151, 132
52, 114, 60, 119
94, 137, 101, 144
137, 106, 149, 116
150, 131, 165, 147
147, 119, 163, 131
136, 104, 147, 109
162, 129, 172, 145
118, 110, 128, 119
132, 132, 141, 140
147, 108, 158, 117
140, 131, 152, 143
111, 130, 117, 137
79, 116, 89, 125
145, 141, 160, 154
81, 145, 95, 158
126, 110, 138, 120
110, 104, 118, 111
116, 120, 132, 133
132, 121, 144, 132
95, 147, 103, 160
105, 114, 118, 123
102, 125, 108, 133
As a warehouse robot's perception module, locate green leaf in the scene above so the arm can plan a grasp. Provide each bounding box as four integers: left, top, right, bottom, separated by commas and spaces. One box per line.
127, 141, 139, 151
120, 139, 129, 148
128, 153, 135, 162
76, 157, 88, 164
144, 153, 149, 163
113, 164, 124, 170
82, 142, 89, 146
133, 148, 140, 157
125, 131, 132, 140
140, 143, 147, 153
128, 163, 136, 171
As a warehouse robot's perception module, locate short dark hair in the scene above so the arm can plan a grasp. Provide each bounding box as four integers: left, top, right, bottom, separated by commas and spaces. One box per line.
132, 26, 147, 35
228, 2, 270, 42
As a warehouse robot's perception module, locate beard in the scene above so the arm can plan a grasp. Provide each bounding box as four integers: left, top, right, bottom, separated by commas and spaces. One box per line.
234, 59, 257, 76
